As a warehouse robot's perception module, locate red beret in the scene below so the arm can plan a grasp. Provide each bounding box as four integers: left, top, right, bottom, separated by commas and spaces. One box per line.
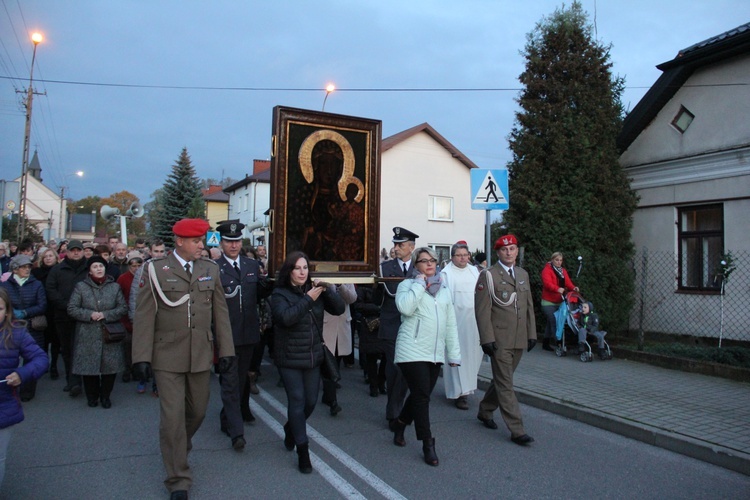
494, 234, 518, 249
456, 240, 467, 245
173, 218, 210, 238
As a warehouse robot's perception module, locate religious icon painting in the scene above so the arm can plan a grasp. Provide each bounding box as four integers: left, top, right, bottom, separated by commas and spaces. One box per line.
269, 106, 381, 280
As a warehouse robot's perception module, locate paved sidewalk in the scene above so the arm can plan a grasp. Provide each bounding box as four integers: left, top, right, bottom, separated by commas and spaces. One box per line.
477, 348, 750, 475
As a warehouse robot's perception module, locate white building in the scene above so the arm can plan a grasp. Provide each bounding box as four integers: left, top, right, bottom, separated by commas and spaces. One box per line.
12, 150, 66, 242
381, 123, 485, 262
224, 160, 271, 245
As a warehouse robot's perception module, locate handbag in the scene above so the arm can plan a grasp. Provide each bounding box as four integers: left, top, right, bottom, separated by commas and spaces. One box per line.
321, 343, 342, 383
102, 321, 127, 343
30, 315, 48, 330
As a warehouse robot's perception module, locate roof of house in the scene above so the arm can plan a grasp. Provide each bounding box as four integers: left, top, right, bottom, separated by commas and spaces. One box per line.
223, 169, 271, 193
203, 190, 229, 202
382, 122, 479, 170
618, 22, 750, 153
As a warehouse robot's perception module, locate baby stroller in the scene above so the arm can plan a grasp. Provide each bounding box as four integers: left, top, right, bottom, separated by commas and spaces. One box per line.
554, 292, 612, 362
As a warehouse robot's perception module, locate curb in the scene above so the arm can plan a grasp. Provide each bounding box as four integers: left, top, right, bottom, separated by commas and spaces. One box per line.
477, 375, 750, 476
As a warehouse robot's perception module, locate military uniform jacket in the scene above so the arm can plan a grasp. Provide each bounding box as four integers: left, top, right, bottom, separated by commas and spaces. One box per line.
374, 258, 418, 341
474, 264, 536, 350
132, 253, 234, 373
215, 255, 271, 346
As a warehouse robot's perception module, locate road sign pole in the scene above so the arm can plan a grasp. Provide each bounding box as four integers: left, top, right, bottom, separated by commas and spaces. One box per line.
485, 210, 491, 266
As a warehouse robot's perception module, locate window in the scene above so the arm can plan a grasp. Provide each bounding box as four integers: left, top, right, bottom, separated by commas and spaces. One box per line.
428, 195, 453, 222
678, 204, 723, 291
671, 105, 695, 134
429, 244, 450, 266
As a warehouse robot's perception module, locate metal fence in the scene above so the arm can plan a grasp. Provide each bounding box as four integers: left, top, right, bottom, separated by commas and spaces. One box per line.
628, 248, 749, 344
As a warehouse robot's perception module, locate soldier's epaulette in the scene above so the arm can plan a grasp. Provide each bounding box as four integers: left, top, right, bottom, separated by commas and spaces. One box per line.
199, 256, 218, 266
149, 255, 167, 262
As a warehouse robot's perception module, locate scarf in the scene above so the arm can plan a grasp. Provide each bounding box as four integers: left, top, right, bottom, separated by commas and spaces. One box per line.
91, 275, 107, 285
12, 274, 28, 287
425, 275, 442, 297
552, 264, 565, 288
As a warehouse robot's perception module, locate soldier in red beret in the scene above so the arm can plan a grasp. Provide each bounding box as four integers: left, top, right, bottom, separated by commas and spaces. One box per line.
132, 218, 235, 500
474, 234, 537, 446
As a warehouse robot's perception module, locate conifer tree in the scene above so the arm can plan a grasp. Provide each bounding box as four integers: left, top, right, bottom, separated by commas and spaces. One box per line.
151, 148, 204, 247
504, 2, 638, 331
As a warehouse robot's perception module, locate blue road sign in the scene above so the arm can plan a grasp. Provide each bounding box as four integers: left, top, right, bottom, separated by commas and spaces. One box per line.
206, 231, 221, 247
471, 169, 509, 210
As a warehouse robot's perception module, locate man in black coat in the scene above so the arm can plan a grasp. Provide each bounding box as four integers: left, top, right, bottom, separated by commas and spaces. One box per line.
214, 220, 271, 451
373, 227, 419, 426
45, 239, 88, 397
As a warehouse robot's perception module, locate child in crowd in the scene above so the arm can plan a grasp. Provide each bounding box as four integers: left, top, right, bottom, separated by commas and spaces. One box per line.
0, 288, 48, 486
578, 301, 608, 360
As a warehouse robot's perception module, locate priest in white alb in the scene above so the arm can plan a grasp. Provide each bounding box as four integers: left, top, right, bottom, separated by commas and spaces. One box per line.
440, 241, 482, 410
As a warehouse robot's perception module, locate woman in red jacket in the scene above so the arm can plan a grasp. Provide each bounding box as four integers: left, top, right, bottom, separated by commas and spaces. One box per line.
540, 252, 578, 351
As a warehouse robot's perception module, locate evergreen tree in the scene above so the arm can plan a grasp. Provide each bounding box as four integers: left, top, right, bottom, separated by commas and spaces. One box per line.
504, 2, 638, 331
152, 148, 204, 247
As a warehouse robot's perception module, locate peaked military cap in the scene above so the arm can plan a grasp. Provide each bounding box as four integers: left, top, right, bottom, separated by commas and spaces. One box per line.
392, 227, 419, 243
216, 219, 245, 241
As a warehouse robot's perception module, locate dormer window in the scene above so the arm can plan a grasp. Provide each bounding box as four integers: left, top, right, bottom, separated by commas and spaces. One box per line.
671, 105, 695, 133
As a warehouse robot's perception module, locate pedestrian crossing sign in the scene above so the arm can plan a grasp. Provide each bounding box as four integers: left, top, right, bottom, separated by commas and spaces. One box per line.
471, 169, 509, 210
206, 231, 221, 247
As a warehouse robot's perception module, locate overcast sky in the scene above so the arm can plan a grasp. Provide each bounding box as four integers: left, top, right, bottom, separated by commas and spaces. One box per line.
1, 1, 748, 205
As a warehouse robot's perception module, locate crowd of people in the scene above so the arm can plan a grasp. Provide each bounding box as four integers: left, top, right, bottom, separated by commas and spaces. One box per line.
0, 220, 602, 499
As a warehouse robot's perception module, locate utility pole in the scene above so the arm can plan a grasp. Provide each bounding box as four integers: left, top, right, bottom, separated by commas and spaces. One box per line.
17, 32, 45, 241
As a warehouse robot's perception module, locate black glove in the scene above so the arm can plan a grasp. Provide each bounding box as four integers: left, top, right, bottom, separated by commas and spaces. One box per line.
132, 362, 152, 381
527, 339, 537, 352
481, 342, 498, 357
217, 356, 236, 374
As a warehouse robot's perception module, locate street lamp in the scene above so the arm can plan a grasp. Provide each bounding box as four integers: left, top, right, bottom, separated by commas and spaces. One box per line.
58, 170, 84, 240
322, 83, 335, 111
18, 31, 44, 241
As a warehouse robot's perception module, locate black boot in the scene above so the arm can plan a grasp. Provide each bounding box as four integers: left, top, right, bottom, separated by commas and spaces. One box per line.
542, 338, 554, 352
283, 422, 295, 451
297, 443, 312, 473
422, 437, 438, 466
392, 419, 406, 447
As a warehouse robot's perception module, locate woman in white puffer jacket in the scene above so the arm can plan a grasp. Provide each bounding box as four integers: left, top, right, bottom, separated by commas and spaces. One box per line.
392, 247, 460, 467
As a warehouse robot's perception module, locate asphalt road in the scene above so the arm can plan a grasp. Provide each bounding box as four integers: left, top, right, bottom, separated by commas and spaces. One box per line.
4, 360, 749, 499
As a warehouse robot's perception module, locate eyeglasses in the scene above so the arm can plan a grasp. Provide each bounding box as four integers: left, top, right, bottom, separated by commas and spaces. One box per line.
416, 258, 437, 264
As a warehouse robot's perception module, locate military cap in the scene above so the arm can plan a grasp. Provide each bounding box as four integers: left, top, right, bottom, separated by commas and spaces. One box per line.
494, 234, 518, 249
173, 218, 210, 238
216, 219, 245, 241
392, 227, 419, 243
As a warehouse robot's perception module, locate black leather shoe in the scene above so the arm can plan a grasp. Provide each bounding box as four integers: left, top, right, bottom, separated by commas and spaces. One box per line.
100, 398, 112, 409
220, 424, 230, 437
369, 387, 379, 397
69, 385, 82, 398
454, 396, 469, 410
232, 436, 246, 451
392, 419, 406, 447
477, 416, 498, 430
50, 366, 59, 380
87, 399, 98, 408
511, 434, 535, 446
241, 410, 256, 423
170, 490, 188, 500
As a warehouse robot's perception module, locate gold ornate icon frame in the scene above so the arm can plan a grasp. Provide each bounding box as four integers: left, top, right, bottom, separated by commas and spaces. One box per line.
269, 106, 381, 281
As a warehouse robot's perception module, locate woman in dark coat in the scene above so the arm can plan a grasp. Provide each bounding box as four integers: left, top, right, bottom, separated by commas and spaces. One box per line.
67, 256, 127, 408
271, 251, 344, 474
0, 255, 47, 402
31, 248, 60, 379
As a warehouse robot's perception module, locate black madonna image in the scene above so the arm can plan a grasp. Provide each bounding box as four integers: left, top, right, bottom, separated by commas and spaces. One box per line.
269, 106, 381, 278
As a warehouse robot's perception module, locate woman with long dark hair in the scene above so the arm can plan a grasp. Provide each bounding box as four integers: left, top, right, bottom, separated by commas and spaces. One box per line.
271, 251, 344, 473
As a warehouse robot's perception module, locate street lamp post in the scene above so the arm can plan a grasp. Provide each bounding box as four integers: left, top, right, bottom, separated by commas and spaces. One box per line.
322, 83, 335, 111
18, 32, 45, 241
